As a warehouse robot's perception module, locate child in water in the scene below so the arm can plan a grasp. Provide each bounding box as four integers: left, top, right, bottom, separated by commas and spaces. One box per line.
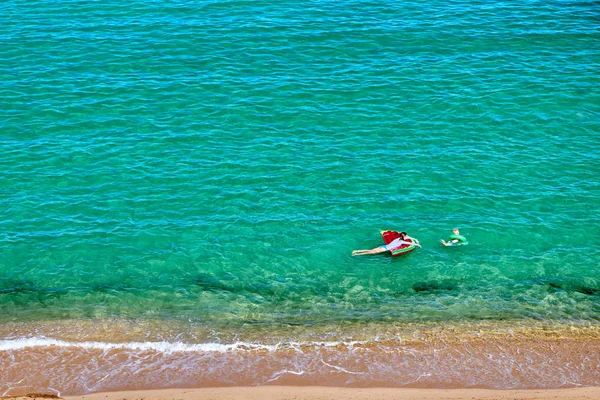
441, 228, 467, 246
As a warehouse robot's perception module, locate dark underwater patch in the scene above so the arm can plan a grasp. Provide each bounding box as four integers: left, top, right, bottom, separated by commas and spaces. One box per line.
0, 282, 38, 295
412, 281, 458, 293
539, 279, 599, 296
192, 273, 232, 293
548, 282, 562, 289
0, 280, 70, 307
574, 286, 599, 296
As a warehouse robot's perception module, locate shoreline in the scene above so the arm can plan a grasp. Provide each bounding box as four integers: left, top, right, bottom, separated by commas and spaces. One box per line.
2, 321, 600, 395
39, 386, 600, 400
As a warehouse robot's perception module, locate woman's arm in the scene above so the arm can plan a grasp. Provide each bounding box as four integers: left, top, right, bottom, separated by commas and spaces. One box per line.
406, 236, 422, 247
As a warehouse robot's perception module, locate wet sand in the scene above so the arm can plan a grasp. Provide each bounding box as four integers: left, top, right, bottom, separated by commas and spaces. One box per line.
5, 386, 600, 400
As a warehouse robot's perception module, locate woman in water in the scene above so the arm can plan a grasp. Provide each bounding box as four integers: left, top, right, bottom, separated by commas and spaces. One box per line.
352, 232, 421, 256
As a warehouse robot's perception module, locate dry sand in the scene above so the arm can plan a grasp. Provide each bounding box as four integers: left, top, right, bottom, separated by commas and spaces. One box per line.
5, 386, 600, 400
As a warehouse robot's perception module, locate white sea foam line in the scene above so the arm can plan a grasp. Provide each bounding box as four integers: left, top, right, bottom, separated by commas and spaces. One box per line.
0, 337, 368, 353
266, 369, 306, 383
321, 359, 364, 375
0, 338, 276, 352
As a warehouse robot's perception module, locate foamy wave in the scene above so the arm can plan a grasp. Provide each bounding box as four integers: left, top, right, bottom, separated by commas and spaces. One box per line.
0, 337, 357, 353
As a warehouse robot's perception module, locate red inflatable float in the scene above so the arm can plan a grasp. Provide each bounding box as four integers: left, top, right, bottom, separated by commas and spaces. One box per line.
380, 230, 417, 256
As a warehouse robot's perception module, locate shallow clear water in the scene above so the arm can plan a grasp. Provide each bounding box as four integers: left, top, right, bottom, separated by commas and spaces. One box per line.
1, 0, 599, 393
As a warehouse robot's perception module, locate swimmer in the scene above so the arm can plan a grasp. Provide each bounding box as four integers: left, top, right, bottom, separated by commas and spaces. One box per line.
441, 228, 467, 246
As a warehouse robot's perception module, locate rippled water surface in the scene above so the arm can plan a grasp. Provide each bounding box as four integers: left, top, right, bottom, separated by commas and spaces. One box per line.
1, 0, 599, 394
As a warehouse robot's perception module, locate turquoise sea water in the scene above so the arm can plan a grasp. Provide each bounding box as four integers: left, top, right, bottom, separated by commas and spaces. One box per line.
1, 0, 600, 393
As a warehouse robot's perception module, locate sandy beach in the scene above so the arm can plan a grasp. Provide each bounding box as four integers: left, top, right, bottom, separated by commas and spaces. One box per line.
4, 386, 599, 400
2, 322, 599, 395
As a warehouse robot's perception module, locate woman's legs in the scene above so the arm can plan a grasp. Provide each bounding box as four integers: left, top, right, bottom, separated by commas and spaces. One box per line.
352, 246, 388, 256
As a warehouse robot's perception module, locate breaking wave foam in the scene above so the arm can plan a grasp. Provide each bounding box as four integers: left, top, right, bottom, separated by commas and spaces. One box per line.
0, 337, 355, 353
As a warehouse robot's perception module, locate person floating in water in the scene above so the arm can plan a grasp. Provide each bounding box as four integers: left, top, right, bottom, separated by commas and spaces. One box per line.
352, 231, 421, 256
441, 228, 467, 246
